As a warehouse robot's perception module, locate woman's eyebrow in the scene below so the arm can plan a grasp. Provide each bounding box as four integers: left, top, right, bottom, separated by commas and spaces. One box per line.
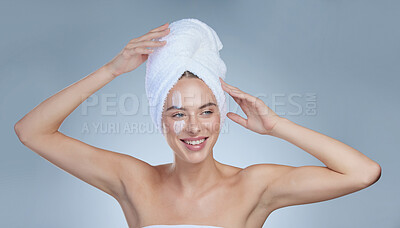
166, 102, 217, 111
199, 102, 217, 109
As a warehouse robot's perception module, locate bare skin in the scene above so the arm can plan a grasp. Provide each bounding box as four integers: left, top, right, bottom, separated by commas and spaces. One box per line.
14, 22, 381, 228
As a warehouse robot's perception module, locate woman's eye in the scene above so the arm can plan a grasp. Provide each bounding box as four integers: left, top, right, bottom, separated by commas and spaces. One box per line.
172, 111, 212, 118
202, 110, 213, 115
172, 113, 184, 118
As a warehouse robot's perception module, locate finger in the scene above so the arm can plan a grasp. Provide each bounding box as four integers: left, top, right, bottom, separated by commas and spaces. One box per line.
230, 89, 259, 108
219, 77, 231, 90
134, 27, 170, 43
127, 46, 154, 55
229, 89, 251, 102
223, 87, 254, 118
227, 112, 248, 128
137, 47, 155, 54
219, 78, 257, 110
221, 82, 243, 98
149, 22, 169, 32
220, 78, 235, 90
231, 95, 252, 116
220, 79, 249, 99
223, 85, 251, 115
229, 89, 259, 113
127, 39, 166, 49
230, 95, 244, 110
220, 77, 238, 91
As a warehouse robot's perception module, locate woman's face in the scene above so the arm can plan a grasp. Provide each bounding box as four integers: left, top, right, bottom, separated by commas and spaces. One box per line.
161, 77, 221, 163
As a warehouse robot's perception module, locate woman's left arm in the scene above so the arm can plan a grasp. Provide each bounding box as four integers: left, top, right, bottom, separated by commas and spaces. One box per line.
219, 78, 381, 209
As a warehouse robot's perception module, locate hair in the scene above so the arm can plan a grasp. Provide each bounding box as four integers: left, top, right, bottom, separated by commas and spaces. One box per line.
179, 70, 202, 80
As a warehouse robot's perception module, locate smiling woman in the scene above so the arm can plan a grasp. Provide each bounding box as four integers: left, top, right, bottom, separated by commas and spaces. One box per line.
14, 18, 381, 228
161, 71, 221, 161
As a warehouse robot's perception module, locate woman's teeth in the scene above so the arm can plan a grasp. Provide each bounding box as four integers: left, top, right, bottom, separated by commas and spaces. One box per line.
183, 138, 206, 145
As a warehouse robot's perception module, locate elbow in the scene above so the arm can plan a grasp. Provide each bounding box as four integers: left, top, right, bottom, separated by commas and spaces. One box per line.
15, 121, 57, 144
359, 163, 382, 187
14, 121, 23, 138
14, 122, 30, 144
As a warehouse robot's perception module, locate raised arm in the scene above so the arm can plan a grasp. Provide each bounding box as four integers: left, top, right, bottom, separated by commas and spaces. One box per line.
219, 78, 381, 210
14, 22, 171, 199
254, 118, 381, 210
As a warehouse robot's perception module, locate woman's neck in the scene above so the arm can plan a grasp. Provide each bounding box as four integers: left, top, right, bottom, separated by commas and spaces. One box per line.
166, 155, 223, 197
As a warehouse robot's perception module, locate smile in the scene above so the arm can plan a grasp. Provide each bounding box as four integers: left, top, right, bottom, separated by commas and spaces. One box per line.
180, 137, 209, 151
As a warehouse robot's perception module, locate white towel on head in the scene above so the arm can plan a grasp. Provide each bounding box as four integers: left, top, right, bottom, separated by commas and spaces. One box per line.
145, 18, 227, 133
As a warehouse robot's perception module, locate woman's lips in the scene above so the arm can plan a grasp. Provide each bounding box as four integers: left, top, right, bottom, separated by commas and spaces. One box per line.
180, 137, 208, 151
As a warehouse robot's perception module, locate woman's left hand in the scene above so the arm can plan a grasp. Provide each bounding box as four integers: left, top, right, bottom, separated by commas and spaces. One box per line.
220, 78, 283, 136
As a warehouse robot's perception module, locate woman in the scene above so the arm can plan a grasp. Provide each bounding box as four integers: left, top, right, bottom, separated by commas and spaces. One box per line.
14, 21, 381, 228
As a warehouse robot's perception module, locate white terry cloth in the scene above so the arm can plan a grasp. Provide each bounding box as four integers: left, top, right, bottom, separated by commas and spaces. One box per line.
142, 225, 223, 228
145, 18, 228, 133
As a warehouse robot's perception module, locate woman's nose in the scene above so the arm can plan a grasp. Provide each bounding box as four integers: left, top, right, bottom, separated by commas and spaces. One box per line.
186, 115, 201, 134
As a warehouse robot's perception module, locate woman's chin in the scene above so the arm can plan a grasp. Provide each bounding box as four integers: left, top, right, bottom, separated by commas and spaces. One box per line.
170, 136, 215, 163
176, 145, 211, 163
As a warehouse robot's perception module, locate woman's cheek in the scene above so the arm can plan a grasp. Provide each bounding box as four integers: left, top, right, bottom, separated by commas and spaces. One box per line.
202, 117, 218, 131
162, 121, 174, 135
162, 122, 169, 135
173, 120, 185, 135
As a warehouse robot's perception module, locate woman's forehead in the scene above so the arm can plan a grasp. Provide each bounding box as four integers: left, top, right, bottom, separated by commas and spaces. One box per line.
166, 79, 217, 106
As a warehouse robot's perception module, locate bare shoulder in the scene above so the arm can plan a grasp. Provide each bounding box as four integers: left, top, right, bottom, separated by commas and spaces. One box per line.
123, 156, 161, 180
217, 161, 244, 177
241, 163, 295, 181
119, 155, 160, 195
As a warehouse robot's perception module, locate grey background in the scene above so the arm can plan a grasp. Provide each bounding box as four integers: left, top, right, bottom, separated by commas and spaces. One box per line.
1, 0, 398, 227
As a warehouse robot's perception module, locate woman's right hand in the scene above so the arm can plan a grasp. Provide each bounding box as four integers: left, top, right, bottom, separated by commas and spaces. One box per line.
103, 22, 170, 78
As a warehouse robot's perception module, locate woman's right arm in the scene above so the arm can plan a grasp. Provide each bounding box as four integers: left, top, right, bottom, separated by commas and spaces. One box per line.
14, 22, 170, 199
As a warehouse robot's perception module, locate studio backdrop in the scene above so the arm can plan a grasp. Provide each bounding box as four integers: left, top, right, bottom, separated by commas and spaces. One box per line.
1, 0, 398, 227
